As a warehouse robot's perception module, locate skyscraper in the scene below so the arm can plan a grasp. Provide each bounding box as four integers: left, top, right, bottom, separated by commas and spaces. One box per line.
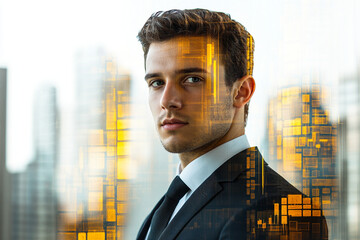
57, 48, 132, 240
338, 65, 360, 240
0, 68, 10, 240
266, 84, 338, 238
32, 85, 58, 240
10, 85, 58, 240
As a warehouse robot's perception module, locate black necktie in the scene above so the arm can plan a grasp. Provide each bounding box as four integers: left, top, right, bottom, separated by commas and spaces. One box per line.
148, 176, 190, 240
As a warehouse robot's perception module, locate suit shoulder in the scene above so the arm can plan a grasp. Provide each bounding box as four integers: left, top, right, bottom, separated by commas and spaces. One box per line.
263, 164, 303, 197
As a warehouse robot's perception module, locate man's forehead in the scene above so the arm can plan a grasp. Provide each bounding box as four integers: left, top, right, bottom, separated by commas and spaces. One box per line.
150, 36, 219, 56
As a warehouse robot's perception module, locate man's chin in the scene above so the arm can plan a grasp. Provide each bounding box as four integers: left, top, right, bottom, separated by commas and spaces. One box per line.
160, 140, 189, 153
161, 144, 184, 153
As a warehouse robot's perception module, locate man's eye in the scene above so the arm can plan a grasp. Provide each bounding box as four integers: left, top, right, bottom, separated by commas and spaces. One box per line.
185, 76, 202, 83
149, 80, 164, 87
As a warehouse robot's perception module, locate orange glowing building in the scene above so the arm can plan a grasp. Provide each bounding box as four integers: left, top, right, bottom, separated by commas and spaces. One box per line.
266, 85, 338, 238
57, 50, 131, 240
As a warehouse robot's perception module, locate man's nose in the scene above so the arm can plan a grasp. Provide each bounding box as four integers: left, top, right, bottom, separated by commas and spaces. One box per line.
160, 82, 183, 110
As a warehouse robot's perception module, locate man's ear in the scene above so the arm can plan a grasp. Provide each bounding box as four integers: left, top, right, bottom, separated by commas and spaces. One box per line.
232, 75, 256, 108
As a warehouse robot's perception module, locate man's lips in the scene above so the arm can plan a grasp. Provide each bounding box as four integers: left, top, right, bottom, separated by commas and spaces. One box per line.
161, 118, 188, 130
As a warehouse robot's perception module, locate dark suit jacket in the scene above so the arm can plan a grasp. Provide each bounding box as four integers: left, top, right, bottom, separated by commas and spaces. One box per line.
137, 147, 328, 240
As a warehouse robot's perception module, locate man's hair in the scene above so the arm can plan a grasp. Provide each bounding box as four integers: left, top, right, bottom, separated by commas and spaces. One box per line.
137, 8, 254, 126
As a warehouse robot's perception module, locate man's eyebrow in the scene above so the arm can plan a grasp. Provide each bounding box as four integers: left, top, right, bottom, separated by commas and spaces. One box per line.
175, 67, 207, 74
144, 68, 207, 81
144, 73, 160, 81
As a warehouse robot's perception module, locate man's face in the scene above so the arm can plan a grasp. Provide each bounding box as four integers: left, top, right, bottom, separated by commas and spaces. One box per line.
145, 36, 235, 155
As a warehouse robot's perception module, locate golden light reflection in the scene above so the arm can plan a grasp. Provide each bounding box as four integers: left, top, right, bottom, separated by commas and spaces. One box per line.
267, 84, 337, 238
57, 58, 131, 240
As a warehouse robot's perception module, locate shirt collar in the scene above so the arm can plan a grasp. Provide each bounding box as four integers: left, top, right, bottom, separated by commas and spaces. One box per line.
177, 135, 250, 192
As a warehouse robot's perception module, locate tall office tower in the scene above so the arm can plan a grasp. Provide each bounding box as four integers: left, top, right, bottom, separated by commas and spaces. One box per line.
10, 172, 21, 240
57, 49, 131, 240
266, 85, 338, 238
337, 118, 348, 240
10, 85, 58, 240
0, 68, 11, 240
338, 65, 360, 240
33, 85, 58, 240
56, 48, 108, 240
10, 171, 29, 240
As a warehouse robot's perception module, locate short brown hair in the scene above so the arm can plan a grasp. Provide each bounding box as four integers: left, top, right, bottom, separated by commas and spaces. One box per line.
137, 8, 254, 125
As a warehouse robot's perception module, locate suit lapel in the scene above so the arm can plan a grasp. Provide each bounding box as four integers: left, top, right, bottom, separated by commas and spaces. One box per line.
158, 148, 255, 240
136, 196, 165, 240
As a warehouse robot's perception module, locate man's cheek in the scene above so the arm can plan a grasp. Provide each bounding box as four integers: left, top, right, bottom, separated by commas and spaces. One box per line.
149, 95, 159, 111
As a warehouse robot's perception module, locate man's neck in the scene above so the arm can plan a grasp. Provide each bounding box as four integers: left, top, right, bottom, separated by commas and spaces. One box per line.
179, 130, 244, 170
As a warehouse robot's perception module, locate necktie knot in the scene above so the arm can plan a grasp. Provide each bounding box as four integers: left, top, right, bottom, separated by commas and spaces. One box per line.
166, 176, 189, 201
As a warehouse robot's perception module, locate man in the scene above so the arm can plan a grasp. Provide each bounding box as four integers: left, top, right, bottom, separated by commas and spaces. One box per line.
136, 9, 327, 240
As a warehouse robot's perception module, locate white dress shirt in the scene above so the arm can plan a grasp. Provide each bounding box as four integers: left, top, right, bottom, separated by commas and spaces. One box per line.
145, 135, 250, 239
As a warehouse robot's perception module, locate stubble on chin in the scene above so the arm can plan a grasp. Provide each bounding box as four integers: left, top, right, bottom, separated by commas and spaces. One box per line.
158, 121, 230, 155
161, 141, 184, 153
159, 136, 191, 153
